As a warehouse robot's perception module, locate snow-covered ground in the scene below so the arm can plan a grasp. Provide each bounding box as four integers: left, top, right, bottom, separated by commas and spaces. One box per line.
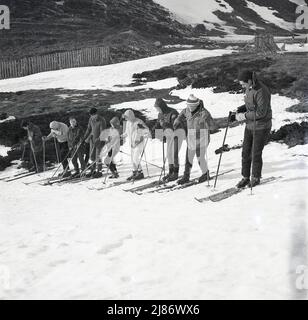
0, 145, 10, 157
0, 50, 307, 300
0, 49, 233, 93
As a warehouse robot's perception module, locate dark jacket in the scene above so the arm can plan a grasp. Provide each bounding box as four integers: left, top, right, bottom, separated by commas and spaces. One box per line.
27, 123, 43, 152
154, 98, 180, 131
68, 125, 84, 150
244, 80, 272, 130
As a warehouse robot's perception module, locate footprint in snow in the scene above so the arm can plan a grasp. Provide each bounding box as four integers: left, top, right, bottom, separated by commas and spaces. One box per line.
97, 235, 133, 255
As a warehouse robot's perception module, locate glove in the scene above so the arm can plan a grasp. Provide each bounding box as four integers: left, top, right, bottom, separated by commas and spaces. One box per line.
230, 113, 236, 123
237, 105, 247, 114
236, 113, 246, 122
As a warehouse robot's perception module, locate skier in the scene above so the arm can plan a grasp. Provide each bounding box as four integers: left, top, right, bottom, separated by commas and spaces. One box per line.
173, 94, 216, 185
122, 110, 150, 181
153, 98, 186, 182
21, 121, 44, 173
99, 117, 122, 179
44, 121, 70, 177
232, 70, 272, 188
67, 116, 86, 178
83, 108, 106, 179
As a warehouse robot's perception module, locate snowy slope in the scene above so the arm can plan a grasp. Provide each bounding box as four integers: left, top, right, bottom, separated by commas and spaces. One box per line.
0, 49, 233, 93
0, 50, 308, 300
154, 0, 303, 34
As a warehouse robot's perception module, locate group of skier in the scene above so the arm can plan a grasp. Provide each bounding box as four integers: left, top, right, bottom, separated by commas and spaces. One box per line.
21, 69, 273, 188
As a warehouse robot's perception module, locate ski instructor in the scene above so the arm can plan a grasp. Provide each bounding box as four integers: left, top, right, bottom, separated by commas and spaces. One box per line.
232, 70, 272, 189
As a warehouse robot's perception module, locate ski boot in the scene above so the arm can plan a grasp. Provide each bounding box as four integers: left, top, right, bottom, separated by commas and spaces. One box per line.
162, 165, 174, 182
59, 171, 71, 179
92, 171, 103, 179
127, 171, 137, 181
109, 172, 119, 179
133, 171, 145, 181
72, 170, 81, 178
236, 177, 250, 189
168, 166, 179, 182
198, 171, 210, 184
249, 177, 261, 188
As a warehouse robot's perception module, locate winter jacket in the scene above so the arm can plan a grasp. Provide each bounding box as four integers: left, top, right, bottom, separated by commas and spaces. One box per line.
67, 125, 84, 150
123, 110, 150, 148
47, 121, 69, 143
153, 98, 181, 131
244, 80, 272, 130
174, 101, 216, 149
84, 115, 107, 144
27, 123, 43, 152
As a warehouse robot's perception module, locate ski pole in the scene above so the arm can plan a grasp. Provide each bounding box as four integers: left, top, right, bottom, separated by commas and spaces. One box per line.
42, 138, 46, 172
214, 112, 232, 189
206, 144, 210, 188
144, 149, 150, 178
162, 139, 166, 179
133, 137, 149, 184
251, 108, 257, 195
21, 143, 26, 162
30, 141, 39, 173
60, 142, 83, 179
120, 151, 163, 171
54, 138, 60, 164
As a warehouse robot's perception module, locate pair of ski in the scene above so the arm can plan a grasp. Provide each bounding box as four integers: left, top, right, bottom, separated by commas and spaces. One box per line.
195, 176, 281, 203
0, 167, 55, 183
87, 174, 162, 191
124, 169, 235, 195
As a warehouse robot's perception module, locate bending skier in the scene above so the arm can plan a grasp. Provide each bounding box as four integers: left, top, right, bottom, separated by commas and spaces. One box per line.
122, 110, 150, 181
21, 121, 44, 173
174, 94, 216, 185
44, 121, 70, 177
153, 98, 186, 182
83, 108, 106, 179
99, 117, 122, 179
67, 116, 86, 178
232, 70, 272, 188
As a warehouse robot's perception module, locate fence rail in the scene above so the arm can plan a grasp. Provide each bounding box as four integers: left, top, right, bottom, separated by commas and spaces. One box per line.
0, 47, 110, 80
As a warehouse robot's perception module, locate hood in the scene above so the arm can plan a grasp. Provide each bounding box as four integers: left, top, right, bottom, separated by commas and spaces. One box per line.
123, 110, 135, 122
50, 121, 61, 130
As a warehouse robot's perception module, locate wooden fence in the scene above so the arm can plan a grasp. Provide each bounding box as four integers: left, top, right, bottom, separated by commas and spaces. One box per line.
0, 46, 110, 80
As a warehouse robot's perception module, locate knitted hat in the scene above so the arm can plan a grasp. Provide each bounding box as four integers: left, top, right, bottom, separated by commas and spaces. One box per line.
89, 107, 98, 115
238, 70, 253, 83
187, 94, 200, 109
50, 121, 59, 130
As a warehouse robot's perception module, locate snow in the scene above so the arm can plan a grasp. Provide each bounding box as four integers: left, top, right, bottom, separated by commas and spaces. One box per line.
0, 50, 233, 93
245, 1, 295, 31
154, 0, 233, 25
0, 116, 15, 124
278, 43, 308, 53
0, 145, 10, 157
0, 50, 308, 300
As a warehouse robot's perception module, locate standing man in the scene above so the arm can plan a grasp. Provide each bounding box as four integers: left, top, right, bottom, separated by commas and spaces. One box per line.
232, 70, 272, 188
83, 108, 106, 179
44, 121, 70, 177
174, 94, 216, 185
21, 121, 44, 173
67, 116, 86, 178
153, 98, 185, 182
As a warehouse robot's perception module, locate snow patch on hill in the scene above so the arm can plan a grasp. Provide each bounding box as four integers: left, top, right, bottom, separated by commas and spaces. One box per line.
245, 1, 295, 31
0, 49, 233, 93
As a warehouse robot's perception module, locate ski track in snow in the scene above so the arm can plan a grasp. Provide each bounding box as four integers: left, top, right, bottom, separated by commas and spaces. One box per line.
0, 50, 308, 300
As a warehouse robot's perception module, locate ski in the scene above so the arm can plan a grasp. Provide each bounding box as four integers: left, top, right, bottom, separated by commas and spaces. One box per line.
4, 172, 40, 182
195, 176, 281, 203
0, 170, 29, 181
87, 179, 131, 191
123, 180, 165, 193
139, 170, 235, 195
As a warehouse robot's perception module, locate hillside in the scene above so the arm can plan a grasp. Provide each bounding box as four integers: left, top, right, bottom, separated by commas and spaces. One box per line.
155, 0, 308, 35
0, 0, 191, 60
